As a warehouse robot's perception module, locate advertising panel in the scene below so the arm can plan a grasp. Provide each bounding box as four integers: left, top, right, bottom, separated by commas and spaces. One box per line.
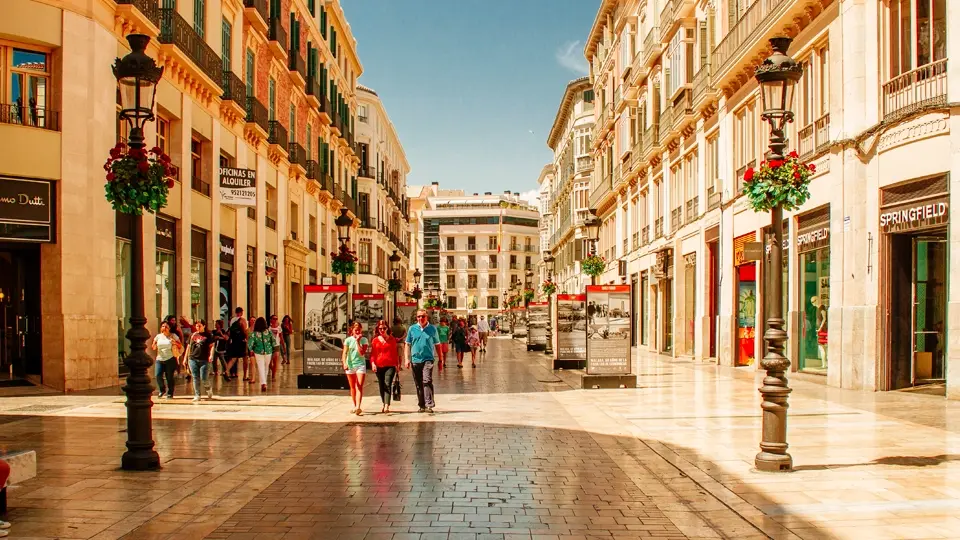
302, 284, 349, 375
353, 293, 385, 336
527, 301, 548, 349
556, 294, 586, 361
585, 285, 631, 375
512, 307, 527, 338
0, 176, 55, 242
219, 167, 257, 206
396, 302, 419, 327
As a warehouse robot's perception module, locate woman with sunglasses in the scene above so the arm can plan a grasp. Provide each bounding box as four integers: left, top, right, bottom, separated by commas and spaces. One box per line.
341, 322, 369, 415
370, 319, 400, 414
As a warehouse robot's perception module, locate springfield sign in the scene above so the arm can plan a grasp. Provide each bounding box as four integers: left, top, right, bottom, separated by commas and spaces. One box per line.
880, 198, 948, 232
219, 167, 257, 206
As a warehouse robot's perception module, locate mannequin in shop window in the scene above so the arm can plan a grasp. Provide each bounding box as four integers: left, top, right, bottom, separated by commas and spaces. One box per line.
812, 296, 828, 362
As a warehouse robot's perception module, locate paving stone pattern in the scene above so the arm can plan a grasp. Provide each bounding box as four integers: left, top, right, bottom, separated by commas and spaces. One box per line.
209, 422, 687, 540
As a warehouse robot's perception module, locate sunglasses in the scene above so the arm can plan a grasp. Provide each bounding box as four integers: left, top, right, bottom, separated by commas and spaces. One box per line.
417, 315, 427, 319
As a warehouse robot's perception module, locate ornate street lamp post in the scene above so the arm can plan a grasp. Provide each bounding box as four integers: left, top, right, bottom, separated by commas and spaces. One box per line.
754, 37, 803, 473
584, 209, 601, 286
542, 251, 556, 356
113, 34, 163, 471
334, 208, 354, 285
411, 268, 422, 306
389, 249, 401, 321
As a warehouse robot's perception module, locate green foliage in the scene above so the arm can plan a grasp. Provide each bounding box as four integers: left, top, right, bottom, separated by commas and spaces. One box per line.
581, 254, 606, 277
331, 258, 356, 277
522, 288, 535, 303
741, 152, 816, 213
541, 280, 557, 296
387, 279, 403, 292
103, 144, 175, 216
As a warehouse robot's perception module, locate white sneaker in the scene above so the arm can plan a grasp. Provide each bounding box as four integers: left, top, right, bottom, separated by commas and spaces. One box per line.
192, 396, 200, 402
0, 528, 8, 537
206, 388, 213, 399
0, 520, 11, 529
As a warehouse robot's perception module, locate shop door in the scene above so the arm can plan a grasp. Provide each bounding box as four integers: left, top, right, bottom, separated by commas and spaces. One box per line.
912, 237, 947, 385
630, 275, 638, 347
0, 247, 42, 383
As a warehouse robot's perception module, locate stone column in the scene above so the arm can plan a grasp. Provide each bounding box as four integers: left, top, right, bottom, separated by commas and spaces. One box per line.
177, 94, 193, 324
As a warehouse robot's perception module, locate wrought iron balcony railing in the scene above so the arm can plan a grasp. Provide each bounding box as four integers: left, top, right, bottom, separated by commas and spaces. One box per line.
707, 185, 721, 210
221, 70, 245, 105
245, 96, 269, 133
242, 0, 268, 25
116, 0, 160, 27
685, 197, 698, 223
882, 60, 947, 121
0, 103, 59, 131
268, 17, 287, 51
713, 0, 790, 77
305, 160, 319, 180
288, 142, 306, 166
159, 8, 223, 87
268, 120, 288, 150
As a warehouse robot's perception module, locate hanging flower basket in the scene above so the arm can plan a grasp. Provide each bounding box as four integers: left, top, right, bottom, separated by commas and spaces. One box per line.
332, 244, 358, 277
387, 279, 403, 292
741, 151, 815, 213
581, 254, 607, 277
424, 297, 444, 309
522, 288, 535, 303
411, 288, 422, 300
541, 280, 557, 296
104, 144, 175, 215
507, 295, 521, 308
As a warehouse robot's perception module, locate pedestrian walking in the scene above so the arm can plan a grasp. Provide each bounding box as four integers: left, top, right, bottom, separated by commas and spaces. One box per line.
186, 319, 215, 401
269, 315, 284, 381
179, 316, 193, 380
342, 322, 369, 415
245, 315, 257, 383
371, 319, 400, 414
248, 317, 273, 392
467, 325, 480, 367
211, 319, 228, 376
223, 307, 247, 382
452, 319, 469, 368
437, 318, 450, 370
151, 321, 181, 399
477, 315, 490, 352
405, 309, 441, 413
281, 315, 294, 365
0, 458, 11, 537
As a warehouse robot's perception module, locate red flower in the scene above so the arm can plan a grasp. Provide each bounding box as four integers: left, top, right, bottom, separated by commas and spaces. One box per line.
744, 168, 755, 182
106, 172, 116, 182
793, 170, 801, 180
808, 163, 816, 172
788, 150, 799, 159
137, 160, 150, 173
166, 178, 175, 189
150, 146, 162, 155
109, 147, 122, 159
769, 159, 784, 169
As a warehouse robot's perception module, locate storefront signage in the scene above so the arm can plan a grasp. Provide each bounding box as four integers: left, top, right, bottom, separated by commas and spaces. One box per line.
191, 228, 207, 259
353, 293, 384, 338
556, 294, 586, 362
585, 285, 631, 375
733, 233, 757, 266
219, 167, 257, 206
246, 246, 255, 271
526, 301, 548, 348
0, 177, 55, 243
219, 236, 235, 265
156, 216, 176, 252
743, 242, 764, 261
264, 252, 278, 270
797, 227, 829, 251
880, 198, 949, 233
302, 284, 349, 375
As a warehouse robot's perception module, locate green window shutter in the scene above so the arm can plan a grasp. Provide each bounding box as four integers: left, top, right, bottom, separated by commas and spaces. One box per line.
331, 29, 337, 56
268, 78, 276, 120
306, 125, 312, 157
194, 0, 205, 37
308, 0, 315, 16
289, 103, 296, 141
320, 8, 327, 38
221, 19, 231, 72
245, 49, 254, 96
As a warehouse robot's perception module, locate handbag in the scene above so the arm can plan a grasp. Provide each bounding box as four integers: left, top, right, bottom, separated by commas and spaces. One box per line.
392, 373, 402, 401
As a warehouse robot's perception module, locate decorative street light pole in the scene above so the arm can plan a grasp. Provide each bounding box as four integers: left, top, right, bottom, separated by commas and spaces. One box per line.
113, 34, 163, 471
334, 208, 354, 285
389, 249, 401, 321
411, 268, 422, 306
542, 250, 556, 357
754, 37, 803, 473
584, 209, 601, 286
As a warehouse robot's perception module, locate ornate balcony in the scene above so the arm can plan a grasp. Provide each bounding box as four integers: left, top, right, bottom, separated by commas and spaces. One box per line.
288, 141, 307, 175
244, 96, 269, 137
712, 0, 791, 82
632, 232, 640, 252
628, 50, 650, 89
305, 74, 322, 108
671, 207, 682, 231
882, 59, 947, 122
642, 26, 662, 68
268, 17, 287, 61
0, 103, 59, 131
159, 8, 223, 90
641, 226, 650, 245
668, 87, 694, 133
242, 0, 268, 34
707, 185, 721, 210
318, 95, 332, 124
654, 218, 664, 239
640, 122, 661, 161
589, 175, 614, 210
692, 63, 718, 110
288, 50, 306, 87
798, 113, 832, 161
268, 120, 288, 153
685, 197, 698, 223
220, 71, 245, 117
358, 166, 376, 179
116, 0, 161, 33
305, 160, 319, 180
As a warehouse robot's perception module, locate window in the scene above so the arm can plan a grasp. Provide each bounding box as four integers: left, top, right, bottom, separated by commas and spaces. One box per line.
190, 138, 210, 196
489, 274, 498, 289
290, 202, 299, 240
488, 235, 498, 250
221, 19, 232, 73
487, 296, 498, 309
268, 78, 276, 120
308, 215, 317, 251
266, 185, 277, 229
194, 0, 205, 37
289, 103, 296, 142
447, 296, 457, 309
446, 237, 455, 250
525, 256, 531, 269
156, 117, 171, 158
467, 236, 476, 250
510, 254, 517, 269
446, 255, 455, 268
468, 275, 478, 289
468, 255, 476, 269
245, 49, 255, 97
734, 101, 758, 187
684, 152, 697, 204
511, 274, 519, 286
447, 274, 456, 289
888, 0, 946, 78
5, 46, 52, 128
489, 254, 498, 269
359, 241, 372, 274
358, 104, 368, 122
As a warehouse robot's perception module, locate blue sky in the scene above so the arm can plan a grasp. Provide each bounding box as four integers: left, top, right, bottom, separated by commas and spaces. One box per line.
341, 0, 600, 202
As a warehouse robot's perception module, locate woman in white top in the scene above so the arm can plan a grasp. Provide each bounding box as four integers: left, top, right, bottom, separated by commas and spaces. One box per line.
152, 321, 182, 399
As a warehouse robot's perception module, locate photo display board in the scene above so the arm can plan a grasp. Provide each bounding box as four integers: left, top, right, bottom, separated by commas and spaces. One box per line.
585, 285, 632, 374
527, 301, 548, 347
396, 302, 419, 327
556, 294, 587, 361
302, 284, 349, 375
353, 293, 385, 336
512, 306, 528, 338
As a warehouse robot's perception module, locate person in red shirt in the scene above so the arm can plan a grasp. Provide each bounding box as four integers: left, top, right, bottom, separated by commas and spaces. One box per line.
370, 319, 400, 414
0, 458, 11, 536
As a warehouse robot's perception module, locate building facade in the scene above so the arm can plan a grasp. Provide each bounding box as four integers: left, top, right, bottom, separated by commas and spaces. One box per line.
419, 192, 540, 318
0, 0, 396, 391
354, 84, 411, 315
541, 77, 596, 294
580, 0, 959, 398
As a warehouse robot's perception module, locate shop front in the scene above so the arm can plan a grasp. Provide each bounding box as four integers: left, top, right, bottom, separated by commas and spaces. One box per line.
652, 249, 673, 353
882, 176, 949, 392
155, 215, 177, 324
796, 206, 830, 375
0, 176, 53, 383
191, 228, 208, 324
734, 233, 758, 367
682, 252, 696, 357
219, 235, 234, 323
639, 271, 649, 347
265, 251, 278, 318
246, 246, 256, 315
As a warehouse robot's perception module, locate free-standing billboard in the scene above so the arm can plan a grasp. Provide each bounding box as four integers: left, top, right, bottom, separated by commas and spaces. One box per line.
556, 294, 587, 362
527, 301, 548, 349
353, 293, 385, 336
585, 285, 632, 375
396, 302, 419, 327
302, 284, 349, 375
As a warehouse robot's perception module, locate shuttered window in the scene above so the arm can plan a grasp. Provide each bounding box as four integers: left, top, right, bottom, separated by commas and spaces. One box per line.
245, 49, 254, 97
222, 19, 231, 72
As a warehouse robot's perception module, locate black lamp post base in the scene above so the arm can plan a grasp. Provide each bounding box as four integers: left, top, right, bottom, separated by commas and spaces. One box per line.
121, 448, 160, 471
755, 451, 793, 472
